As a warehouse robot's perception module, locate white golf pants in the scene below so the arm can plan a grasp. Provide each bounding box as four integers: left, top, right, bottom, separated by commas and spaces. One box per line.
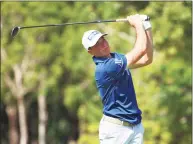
99, 117, 144, 144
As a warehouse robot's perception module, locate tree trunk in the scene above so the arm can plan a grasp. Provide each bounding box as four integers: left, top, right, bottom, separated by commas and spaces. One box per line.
6, 105, 19, 144
17, 97, 28, 144
38, 95, 47, 144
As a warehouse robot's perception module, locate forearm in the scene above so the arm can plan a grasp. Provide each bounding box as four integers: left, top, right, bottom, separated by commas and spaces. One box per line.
126, 24, 147, 66
129, 22, 153, 69
136, 29, 153, 63
144, 29, 153, 61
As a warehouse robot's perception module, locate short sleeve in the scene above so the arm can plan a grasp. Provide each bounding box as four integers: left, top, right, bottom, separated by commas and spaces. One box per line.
105, 54, 127, 79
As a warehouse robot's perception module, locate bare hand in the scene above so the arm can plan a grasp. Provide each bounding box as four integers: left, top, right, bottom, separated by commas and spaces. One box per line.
127, 14, 143, 28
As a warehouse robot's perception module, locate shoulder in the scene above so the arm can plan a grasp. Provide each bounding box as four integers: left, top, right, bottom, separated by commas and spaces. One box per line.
105, 53, 127, 70
103, 53, 127, 79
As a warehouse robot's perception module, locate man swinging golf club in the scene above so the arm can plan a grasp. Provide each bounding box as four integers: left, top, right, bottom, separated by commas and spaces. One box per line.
82, 14, 153, 144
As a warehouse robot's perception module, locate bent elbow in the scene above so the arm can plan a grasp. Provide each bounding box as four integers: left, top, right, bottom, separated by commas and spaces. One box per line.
143, 55, 153, 65
149, 55, 153, 63
148, 59, 153, 64
146, 56, 153, 65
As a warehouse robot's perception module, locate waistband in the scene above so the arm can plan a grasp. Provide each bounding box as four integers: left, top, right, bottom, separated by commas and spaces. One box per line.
102, 115, 140, 127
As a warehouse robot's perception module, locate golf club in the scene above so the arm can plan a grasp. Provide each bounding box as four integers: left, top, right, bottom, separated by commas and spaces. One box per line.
11, 16, 150, 38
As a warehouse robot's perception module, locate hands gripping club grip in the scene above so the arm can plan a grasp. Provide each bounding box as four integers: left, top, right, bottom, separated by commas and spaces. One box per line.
116, 15, 150, 22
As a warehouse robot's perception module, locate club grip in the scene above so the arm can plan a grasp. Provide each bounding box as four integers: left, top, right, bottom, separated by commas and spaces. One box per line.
116, 15, 150, 22
116, 18, 128, 22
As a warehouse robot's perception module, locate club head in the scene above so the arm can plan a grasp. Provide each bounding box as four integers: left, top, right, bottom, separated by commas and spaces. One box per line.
11, 27, 20, 38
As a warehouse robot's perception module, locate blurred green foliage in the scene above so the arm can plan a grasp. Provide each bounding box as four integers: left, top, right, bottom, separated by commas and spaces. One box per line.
1, 1, 192, 144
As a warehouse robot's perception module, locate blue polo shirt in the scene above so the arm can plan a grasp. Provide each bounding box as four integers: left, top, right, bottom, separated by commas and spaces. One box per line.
93, 52, 142, 124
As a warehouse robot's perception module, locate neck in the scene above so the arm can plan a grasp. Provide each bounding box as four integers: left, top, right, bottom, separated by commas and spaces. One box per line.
106, 54, 112, 58
95, 53, 111, 58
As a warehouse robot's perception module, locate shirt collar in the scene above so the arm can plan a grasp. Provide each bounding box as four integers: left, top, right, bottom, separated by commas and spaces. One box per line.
92, 53, 116, 65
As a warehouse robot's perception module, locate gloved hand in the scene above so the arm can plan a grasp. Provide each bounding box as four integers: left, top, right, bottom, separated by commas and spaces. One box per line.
140, 15, 150, 21
140, 14, 152, 30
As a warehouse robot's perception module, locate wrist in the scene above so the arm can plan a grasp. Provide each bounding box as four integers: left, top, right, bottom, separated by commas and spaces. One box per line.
135, 24, 145, 35
142, 21, 152, 30
134, 21, 144, 29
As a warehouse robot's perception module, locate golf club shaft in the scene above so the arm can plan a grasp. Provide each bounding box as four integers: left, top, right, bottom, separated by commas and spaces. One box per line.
19, 19, 127, 29
11, 16, 150, 37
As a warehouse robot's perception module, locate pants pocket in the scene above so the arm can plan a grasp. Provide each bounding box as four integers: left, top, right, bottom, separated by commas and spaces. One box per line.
99, 120, 128, 144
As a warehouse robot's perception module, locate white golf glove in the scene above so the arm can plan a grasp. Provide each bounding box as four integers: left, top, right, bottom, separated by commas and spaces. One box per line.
140, 14, 152, 30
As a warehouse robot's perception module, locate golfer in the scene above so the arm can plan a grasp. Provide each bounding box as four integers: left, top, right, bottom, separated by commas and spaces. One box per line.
82, 14, 153, 144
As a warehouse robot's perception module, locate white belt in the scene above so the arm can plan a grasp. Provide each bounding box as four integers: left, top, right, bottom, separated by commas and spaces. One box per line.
103, 115, 138, 127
